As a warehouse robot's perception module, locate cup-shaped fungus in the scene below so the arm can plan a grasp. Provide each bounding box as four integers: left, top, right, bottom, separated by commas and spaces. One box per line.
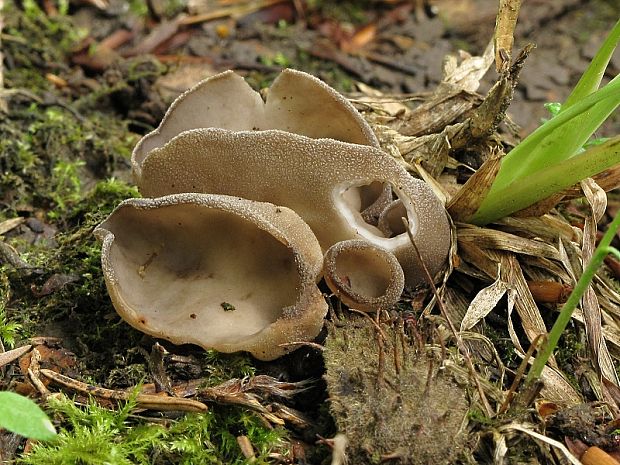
135, 128, 451, 286
324, 240, 405, 312
95, 193, 327, 361
132, 68, 379, 179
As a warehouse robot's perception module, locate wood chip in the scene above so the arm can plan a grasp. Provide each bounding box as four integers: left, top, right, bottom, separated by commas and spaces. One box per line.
0, 217, 24, 236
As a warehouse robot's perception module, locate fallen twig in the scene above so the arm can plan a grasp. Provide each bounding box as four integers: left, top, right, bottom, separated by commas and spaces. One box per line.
179, 0, 287, 26
39, 369, 208, 413
0, 344, 31, 368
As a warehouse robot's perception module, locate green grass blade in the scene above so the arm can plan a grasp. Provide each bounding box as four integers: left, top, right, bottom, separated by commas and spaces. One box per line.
470, 135, 620, 224
513, 84, 620, 177
526, 212, 620, 384
564, 18, 620, 108
481, 77, 620, 200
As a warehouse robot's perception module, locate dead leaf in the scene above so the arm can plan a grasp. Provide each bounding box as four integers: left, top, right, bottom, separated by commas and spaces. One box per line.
460, 274, 508, 331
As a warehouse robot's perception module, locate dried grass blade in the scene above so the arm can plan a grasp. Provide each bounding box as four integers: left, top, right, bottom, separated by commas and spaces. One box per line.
581, 179, 618, 384
500, 253, 553, 364
443, 40, 495, 92
457, 224, 560, 260
457, 240, 499, 279
558, 238, 578, 283
497, 215, 575, 243
448, 151, 502, 222
500, 423, 582, 465
539, 365, 582, 405
505, 275, 525, 355
520, 256, 574, 284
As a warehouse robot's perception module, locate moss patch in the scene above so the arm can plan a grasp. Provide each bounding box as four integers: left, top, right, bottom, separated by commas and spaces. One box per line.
324, 318, 469, 464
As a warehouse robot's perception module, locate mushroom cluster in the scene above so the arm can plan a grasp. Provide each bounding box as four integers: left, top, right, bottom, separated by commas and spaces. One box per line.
96, 69, 451, 360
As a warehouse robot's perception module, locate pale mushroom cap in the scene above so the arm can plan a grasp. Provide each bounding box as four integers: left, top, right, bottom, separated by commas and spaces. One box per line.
136, 128, 451, 286
324, 240, 405, 312
133, 69, 379, 177
95, 193, 327, 361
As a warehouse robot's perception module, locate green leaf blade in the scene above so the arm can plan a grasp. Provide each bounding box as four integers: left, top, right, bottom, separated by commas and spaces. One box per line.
470, 135, 620, 224
481, 78, 620, 203
0, 391, 57, 441
563, 18, 620, 108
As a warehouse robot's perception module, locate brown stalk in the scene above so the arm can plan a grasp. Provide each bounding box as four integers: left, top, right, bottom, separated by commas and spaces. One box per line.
494, 0, 522, 71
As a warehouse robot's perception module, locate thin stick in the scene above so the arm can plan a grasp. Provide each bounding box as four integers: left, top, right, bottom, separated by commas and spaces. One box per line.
403, 218, 494, 417
40, 369, 208, 412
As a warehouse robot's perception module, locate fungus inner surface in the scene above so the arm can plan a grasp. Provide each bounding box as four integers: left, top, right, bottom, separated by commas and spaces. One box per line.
329, 246, 394, 299
334, 181, 417, 247
108, 204, 300, 344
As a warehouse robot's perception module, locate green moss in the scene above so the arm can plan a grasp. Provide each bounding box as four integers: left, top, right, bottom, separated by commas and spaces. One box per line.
199, 351, 256, 387
3, 180, 141, 379
21, 394, 286, 465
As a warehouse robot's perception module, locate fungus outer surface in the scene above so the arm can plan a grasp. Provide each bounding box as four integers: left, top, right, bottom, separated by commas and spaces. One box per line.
132, 69, 379, 177
95, 193, 327, 361
136, 128, 451, 286
324, 240, 405, 312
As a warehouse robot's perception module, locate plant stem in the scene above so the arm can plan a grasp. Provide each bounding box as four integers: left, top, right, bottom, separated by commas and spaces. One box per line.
526, 212, 620, 384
